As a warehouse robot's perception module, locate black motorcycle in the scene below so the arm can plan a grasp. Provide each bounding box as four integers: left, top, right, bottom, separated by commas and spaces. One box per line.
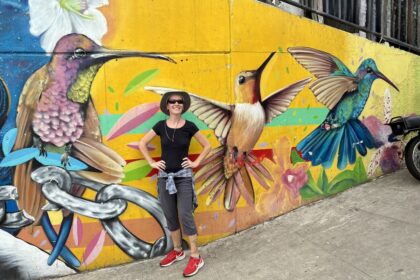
388, 115, 420, 180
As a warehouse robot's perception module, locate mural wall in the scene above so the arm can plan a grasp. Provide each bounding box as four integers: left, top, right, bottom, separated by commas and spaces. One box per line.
0, 0, 418, 277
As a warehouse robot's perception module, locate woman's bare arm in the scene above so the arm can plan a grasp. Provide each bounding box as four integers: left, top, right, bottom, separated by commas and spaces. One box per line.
139, 130, 166, 171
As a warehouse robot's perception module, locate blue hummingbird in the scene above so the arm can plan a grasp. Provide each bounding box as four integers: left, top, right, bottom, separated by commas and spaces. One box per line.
288, 47, 399, 170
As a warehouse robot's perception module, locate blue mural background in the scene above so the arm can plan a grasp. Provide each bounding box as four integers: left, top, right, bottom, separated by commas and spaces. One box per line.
0, 0, 47, 218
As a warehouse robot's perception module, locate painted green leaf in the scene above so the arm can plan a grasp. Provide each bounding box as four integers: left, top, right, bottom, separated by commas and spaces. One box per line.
291, 149, 306, 164
122, 160, 152, 182
327, 170, 357, 193
353, 157, 368, 184
328, 179, 356, 195
124, 69, 159, 96
300, 185, 323, 200
115, 102, 119, 111
318, 169, 329, 192
107, 86, 115, 93
305, 170, 323, 195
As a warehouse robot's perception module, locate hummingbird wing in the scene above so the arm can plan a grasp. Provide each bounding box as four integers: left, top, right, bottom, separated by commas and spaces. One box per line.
288, 47, 358, 110
0, 77, 11, 128
145, 86, 234, 143
288, 47, 354, 78
262, 77, 312, 123
310, 76, 358, 110
14, 65, 50, 223
74, 98, 126, 184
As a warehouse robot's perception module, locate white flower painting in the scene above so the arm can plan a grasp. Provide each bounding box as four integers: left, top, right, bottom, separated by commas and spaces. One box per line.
29, 0, 109, 52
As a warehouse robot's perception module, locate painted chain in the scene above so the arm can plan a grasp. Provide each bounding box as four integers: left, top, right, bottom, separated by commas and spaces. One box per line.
0, 186, 17, 223
0, 185, 33, 228
31, 166, 173, 259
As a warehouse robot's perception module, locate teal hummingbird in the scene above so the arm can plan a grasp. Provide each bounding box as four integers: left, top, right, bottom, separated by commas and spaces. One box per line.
288, 47, 399, 169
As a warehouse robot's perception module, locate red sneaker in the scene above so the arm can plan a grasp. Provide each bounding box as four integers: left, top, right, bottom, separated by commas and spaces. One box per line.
159, 249, 185, 267
183, 256, 204, 277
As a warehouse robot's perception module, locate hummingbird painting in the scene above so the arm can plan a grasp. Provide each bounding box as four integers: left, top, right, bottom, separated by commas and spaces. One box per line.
288, 47, 399, 170
13, 33, 174, 224
146, 52, 311, 211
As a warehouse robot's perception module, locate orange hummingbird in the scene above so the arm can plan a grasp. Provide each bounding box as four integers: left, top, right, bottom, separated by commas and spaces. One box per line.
146, 52, 311, 211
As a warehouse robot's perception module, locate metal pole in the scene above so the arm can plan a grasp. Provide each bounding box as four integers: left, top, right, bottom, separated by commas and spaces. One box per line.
355, 0, 361, 25
338, 0, 342, 19
381, 0, 388, 36
398, 0, 402, 40
367, 0, 374, 39
417, 0, 420, 45
407, 0, 413, 44
391, 0, 396, 38
376, 0, 382, 34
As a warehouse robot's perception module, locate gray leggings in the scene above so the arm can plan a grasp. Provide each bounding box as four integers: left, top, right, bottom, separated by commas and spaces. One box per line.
157, 177, 197, 236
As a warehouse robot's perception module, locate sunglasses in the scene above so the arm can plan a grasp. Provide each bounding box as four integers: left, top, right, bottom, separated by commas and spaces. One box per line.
167, 99, 184, 104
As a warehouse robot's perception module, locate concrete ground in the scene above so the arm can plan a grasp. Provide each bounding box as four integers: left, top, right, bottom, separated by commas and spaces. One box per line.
53, 169, 420, 280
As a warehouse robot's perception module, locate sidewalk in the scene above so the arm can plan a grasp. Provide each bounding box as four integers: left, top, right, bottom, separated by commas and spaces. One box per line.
54, 169, 420, 280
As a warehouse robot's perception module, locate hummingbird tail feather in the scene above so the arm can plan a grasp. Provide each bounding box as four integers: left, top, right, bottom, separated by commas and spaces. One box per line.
14, 160, 44, 225
200, 146, 225, 166
195, 146, 225, 185
297, 125, 343, 168
298, 119, 376, 169
245, 164, 270, 190
197, 170, 224, 195
234, 167, 255, 207
246, 153, 273, 181
224, 153, 273, 210
195, 146, 227, 205
315, 128, 345, 168
224, 177, 240, 211
195, 146, 272, 210
337, 119, 375, 169
206, 177, 227, 206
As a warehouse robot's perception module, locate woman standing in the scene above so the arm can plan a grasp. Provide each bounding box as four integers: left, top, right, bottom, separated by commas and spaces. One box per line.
139, 91, 211, 277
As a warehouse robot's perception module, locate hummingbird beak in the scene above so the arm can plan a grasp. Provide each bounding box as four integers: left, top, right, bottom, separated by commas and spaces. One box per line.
255, 52, 276, 80
89, 47, 176, 64
376, 71, 399, 92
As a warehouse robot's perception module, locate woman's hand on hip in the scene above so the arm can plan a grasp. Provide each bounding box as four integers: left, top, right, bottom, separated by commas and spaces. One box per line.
150, 160, 166, 171
182, 157, 199, 169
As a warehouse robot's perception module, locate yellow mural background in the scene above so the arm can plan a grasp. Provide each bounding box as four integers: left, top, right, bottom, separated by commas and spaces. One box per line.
19, 0, 418, 271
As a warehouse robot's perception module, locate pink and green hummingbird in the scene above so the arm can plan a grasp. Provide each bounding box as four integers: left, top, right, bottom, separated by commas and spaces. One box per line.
146, 52, 311, 211
14, 33, 174, 223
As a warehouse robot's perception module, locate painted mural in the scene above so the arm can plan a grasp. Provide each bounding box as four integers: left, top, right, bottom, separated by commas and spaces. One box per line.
145, 52, 312, 211
0, 0, 418, 278
289, 47, 399, 170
